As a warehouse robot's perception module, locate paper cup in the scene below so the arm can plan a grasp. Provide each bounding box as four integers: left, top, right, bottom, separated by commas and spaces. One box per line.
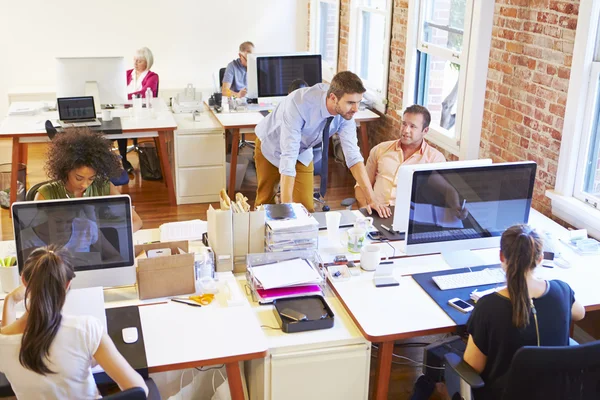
101, 110, 113, 121
0, 266, 20, 293
326, 212, 341, 246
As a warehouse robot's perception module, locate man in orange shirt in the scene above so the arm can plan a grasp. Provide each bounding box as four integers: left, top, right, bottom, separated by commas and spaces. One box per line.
355, 105, 446, 207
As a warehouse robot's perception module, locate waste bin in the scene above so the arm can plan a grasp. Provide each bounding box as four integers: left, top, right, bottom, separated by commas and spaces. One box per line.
138, 142, 163, 181
226, 155, 249, 192
0, 163, 26, 208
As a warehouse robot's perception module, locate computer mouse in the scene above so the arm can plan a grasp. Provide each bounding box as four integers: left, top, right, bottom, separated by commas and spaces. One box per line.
554, 258, 571, 269
122, 327, 138, 344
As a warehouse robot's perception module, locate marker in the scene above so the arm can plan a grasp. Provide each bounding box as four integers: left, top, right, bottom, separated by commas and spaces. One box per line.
171, 299, 202, 307
380, 224, 393, 233
461, 199, 466, 210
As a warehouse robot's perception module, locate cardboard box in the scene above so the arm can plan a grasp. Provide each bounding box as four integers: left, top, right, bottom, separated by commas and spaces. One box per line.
135, 241, 195, 300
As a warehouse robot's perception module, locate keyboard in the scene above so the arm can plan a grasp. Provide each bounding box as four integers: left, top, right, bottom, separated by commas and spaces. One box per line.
432, 268, 506, 291
410, 228, 480, 243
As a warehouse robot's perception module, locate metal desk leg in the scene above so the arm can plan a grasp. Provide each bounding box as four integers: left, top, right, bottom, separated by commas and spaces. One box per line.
373, 341, 393, 400
228, 128, 240, 198
10, 137, 21, 206
226, 361, 245, 400
155, 130, 177, 206
359, 123, 370, 159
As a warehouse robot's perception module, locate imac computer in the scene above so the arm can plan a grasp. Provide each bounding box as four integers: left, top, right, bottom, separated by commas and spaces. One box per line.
56, 57, 127, 107
12, 195, 135, 289
395, 161, 537, 268
247, 53, 322, 103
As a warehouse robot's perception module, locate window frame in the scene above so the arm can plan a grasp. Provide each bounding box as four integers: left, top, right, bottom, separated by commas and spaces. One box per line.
309, 0, 340, 83
348, 0, 393, 113
548, 0, 600, 238
401, 0, 494, 160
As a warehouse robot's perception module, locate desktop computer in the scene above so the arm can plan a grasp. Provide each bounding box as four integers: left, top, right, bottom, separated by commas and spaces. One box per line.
394, 161, 537, 268
12, 195, 135, 289
56, 56, 127, 107
247, 53, 322, 103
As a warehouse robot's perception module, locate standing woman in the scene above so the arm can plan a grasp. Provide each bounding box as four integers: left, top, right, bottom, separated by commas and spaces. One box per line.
463, 224, 585, 399
120, 47, 159, 172
0, 246, 148, 399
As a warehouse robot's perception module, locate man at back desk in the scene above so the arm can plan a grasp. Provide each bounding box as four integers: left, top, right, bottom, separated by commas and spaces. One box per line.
222, 41, 254, 98
355, 105, 446, 207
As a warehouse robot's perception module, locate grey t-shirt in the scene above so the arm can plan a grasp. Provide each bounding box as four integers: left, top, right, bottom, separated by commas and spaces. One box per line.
223, 58, 247, 92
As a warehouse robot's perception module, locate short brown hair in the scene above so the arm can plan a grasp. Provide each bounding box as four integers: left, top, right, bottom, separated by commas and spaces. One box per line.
239, 41, 254, 53
403, 105, 431, 130
327, 71, 366, 99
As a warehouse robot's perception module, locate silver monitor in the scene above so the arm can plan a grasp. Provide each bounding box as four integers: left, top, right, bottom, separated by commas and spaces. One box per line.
56, 57, 127, 106
12, 195, 135, 289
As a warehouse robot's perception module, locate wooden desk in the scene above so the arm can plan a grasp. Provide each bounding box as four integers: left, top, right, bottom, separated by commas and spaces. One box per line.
325, 209, 600, 399
0, 103, 178, 206
208, 107, 380, 198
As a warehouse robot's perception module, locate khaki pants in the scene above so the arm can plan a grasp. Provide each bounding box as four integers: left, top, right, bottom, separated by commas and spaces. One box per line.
254, 138, 315, 212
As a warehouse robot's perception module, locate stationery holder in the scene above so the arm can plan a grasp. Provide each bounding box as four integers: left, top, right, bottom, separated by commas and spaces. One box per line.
273, 295, 335, 333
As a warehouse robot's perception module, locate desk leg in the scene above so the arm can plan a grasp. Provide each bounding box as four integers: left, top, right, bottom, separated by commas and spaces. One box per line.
10, 137, 21, 206
373, 341, 393, 400
359, 123, 370, 159
19, 143, 28, 166
228, 128, 240, 198
225, 362, 245, 400
156, 130, 177, 206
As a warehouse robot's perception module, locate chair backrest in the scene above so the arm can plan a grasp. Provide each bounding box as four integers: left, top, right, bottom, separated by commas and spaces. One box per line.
26, 180, 51, 201
502, 340, 600, 400
219, 67, 226, 88
103, 387, 147, 400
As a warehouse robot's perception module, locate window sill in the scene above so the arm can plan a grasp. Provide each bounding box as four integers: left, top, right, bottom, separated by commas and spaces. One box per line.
546, 190, 600, 239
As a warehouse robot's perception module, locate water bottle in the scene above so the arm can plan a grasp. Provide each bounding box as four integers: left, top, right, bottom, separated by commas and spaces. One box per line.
194, 248, 215, 281
145, 87, 152, 109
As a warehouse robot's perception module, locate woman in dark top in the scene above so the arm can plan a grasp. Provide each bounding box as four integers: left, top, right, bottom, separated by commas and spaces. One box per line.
464, 224, 585, 399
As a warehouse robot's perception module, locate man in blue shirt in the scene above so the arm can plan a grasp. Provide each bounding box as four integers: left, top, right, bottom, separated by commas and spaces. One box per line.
221, 41, 254, 98
254, 71, 390, 217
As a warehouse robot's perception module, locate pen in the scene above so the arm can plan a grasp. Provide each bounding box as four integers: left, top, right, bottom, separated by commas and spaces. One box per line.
380, 261, 393, 265
461, 199, 466, 210
171, 299, 202, 307
380, 224, 393, 233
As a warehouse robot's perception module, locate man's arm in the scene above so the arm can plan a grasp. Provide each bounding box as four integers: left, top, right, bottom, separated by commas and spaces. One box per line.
350, 162, 391, 218
355, 147, 378, 208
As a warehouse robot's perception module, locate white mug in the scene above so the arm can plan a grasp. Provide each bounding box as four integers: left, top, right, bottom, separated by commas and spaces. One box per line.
347, 227, 367, 253
101, 110, 113, 121
360, 244, 381, 271
0, 266, 20, 293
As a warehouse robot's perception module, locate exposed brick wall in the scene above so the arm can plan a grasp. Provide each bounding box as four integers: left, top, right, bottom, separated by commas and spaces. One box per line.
480, 0, 579, 217
338, 0, 351, 71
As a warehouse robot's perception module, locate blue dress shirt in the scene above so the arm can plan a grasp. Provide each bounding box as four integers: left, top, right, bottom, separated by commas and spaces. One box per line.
255, 83, 364, 177
223, 59, 247, 92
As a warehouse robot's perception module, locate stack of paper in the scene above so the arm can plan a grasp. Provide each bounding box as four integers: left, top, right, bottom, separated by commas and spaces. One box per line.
264, 203, 319, 252
159, 219, 207, 242
8, 102, 42, 116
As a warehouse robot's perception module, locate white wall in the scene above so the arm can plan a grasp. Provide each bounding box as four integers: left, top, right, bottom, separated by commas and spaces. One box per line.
0, 0, 309, 115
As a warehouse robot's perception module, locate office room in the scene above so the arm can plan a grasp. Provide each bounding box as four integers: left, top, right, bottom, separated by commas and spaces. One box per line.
0, 0, 600, 399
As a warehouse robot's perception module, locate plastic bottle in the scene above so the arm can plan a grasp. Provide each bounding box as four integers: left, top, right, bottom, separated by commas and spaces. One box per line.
145, 88, 152, 109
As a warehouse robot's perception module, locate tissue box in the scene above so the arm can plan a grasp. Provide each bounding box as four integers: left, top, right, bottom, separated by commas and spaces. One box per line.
135, 241, 195, 300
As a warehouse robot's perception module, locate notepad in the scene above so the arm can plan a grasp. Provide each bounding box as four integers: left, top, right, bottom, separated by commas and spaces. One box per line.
159, 219, 207, 242
252, 258, 323, 290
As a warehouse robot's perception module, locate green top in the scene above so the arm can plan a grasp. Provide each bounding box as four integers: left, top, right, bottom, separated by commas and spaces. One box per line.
38, 180, 111, 199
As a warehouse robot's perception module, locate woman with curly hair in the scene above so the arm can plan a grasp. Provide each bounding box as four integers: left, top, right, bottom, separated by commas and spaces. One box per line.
34, 127, 143, 231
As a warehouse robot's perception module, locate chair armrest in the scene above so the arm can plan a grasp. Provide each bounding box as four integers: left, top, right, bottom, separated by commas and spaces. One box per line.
444, 353, 485, 389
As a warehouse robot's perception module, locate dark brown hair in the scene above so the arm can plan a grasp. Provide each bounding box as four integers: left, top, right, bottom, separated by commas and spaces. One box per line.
44, 127, 121, 183
500, 224, 543, 329
20, 246, 75, 375
327, 71, 366, 99
404, 105, 432, 130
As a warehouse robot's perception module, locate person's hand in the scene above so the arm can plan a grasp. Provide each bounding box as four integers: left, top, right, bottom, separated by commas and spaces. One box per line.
7, 285, 26, 304
366, 202, 391, 219
454, 205, 469, 220
238, 88, 248, 98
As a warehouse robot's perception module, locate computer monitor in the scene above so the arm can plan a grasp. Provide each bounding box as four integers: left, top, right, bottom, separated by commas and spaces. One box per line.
247, 53, 322, 102
397, 161, 537, 268
12, 195, 135, 289
56, 57, 127, 106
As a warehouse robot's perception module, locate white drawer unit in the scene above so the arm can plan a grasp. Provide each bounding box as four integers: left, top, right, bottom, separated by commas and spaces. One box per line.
173, 109, 225, 204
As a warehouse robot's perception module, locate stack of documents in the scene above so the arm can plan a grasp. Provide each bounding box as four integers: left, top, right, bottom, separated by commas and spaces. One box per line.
247, 254, 324, 304
159, 219, 207, 242
264, 203, 319, 252
8, 102, 42, 116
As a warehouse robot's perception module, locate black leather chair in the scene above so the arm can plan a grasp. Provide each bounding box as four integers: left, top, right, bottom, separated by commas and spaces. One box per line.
102, 378, 161, 400
444, 340, 600, 400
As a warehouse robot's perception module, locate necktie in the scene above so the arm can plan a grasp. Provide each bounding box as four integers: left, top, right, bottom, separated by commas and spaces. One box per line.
319, 117, 334, 198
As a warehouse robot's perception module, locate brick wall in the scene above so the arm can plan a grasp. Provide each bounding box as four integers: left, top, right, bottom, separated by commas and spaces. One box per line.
332, 0, 579, 216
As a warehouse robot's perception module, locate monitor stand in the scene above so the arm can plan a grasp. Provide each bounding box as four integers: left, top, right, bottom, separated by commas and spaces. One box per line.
441, 250, 487, 269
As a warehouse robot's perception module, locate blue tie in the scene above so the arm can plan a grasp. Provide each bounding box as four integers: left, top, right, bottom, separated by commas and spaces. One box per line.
319, 117, 334, 198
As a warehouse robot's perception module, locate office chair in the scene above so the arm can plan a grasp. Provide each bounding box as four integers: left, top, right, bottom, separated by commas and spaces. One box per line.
0, 372, 14, 397
444, 339, 600, 400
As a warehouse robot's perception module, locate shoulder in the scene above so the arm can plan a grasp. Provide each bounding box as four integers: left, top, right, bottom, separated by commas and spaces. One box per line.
93, 180, 111, 195
372, 140, 397, 153
38, 181, 64, 199
145, 71, 158, 80
126, 69, 133, 77
61, 315, 103, 334
423, 140, 446, 162
547, 280, 573, 298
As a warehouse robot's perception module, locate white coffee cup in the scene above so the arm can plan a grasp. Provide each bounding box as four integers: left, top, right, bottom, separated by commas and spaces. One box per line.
101, 110, 113, 121
326, 212, 341, 246
0, 266, 20, 293
347, 227, 367, 253
360, 244, 381, 271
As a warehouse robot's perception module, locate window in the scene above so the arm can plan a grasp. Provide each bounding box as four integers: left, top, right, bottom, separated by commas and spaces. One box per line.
348, 0, 393, 112
403, 0, 494, 159
310, 0, 340, 82
548, 0, 600, 237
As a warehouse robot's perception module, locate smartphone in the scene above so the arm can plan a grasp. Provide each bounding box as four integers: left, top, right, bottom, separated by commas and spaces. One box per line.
368, 231, 385, 240
374, 276, 400, 287
448, 298, 474, 313
279, 308, 308, 322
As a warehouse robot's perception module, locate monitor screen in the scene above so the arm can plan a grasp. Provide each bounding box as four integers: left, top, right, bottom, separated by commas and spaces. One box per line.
406, 163, 536, 245
12, 196, 134, 273
257, 55, 322, 97
57, 96, 96, 120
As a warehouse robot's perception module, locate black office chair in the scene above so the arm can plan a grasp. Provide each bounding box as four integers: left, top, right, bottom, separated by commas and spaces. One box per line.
444, 340, 600, 400
0, 372, 14, 397
102, 378, 161, 400
219, 67, 226, 88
